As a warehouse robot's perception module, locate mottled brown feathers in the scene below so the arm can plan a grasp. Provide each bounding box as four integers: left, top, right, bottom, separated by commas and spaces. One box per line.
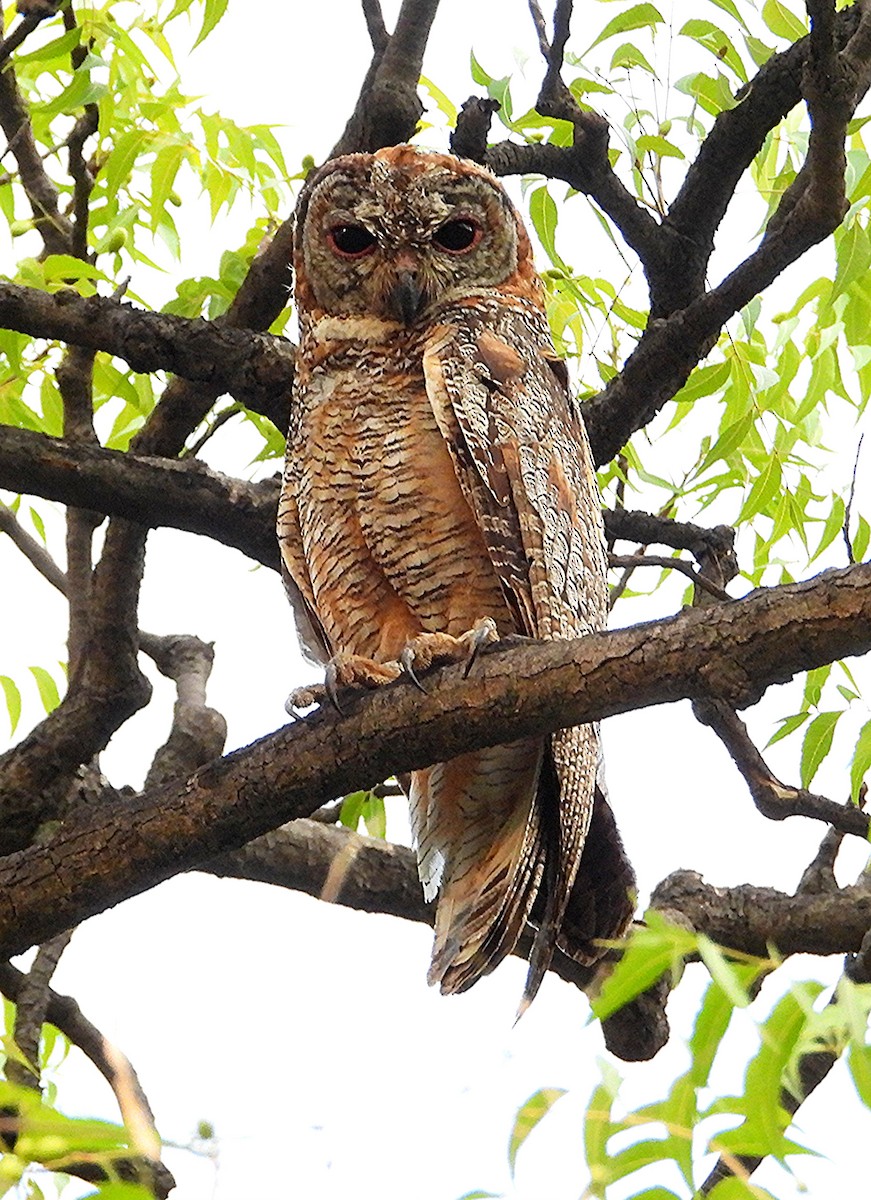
279, 145, 634, 1008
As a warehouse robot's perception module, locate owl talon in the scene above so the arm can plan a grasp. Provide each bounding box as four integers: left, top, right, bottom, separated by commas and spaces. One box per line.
324, 662, 347, 715
461, 617, 499, 677
400, 646, 429, 694
285, 683, 327, 717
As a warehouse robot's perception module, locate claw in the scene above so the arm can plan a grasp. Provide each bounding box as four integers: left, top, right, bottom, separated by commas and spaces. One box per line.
462, 617, 499, 678
400, 646, 429, 694
324, 661, 346, 716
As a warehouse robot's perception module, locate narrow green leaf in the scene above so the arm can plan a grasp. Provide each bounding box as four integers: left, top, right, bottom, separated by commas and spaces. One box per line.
834, 220, 871, 299
528, 186, 561, 266
508, 1088, 566, 1176
679, 19, 747, 83
586, 3, 664, 52
799, 710, 842, 789
28, 666, 61, 714
697, 938, 758, 1009
848, 1043, 871, 1105
591, 913, 696, 1021
762, 0, 807, 40
765, 711, 809, 748
585, 1066, 620, 1197
339, 790, 367, 830
610, 43, 656, 72
738, 454, 782, 523
362, 793, 387, 840
194, 0, 230, 47
0, 676, 21, 735
850, 718, 871, 804
635, 134, 685, 159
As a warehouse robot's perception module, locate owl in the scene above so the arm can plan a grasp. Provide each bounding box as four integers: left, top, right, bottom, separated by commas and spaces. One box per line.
278, 145, 635, 1008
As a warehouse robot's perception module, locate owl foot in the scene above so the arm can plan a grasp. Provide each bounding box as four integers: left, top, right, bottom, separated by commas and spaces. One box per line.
399, 618, 499, 692
286, 653, 402, 716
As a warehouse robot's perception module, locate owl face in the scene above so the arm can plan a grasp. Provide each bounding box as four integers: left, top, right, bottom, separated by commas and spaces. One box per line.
295, 146, 530, 325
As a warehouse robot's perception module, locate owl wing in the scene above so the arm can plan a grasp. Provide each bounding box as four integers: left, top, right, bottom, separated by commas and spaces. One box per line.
422, 298, 612, 999
277, 456, 332, 667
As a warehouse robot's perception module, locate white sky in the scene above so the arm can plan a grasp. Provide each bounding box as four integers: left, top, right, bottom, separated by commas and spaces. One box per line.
2, 1, 871, 1198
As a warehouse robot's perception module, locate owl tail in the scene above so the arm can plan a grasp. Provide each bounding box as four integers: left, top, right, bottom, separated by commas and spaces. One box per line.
409, 738, 546, 996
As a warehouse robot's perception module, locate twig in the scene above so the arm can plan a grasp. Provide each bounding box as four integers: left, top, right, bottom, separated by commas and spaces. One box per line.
608, 553, 732, 601
797, 784, 868, 894
692, 698, 871, 838
180, 403, 241, 459
843, 434, 864, 565
5, 931, 73, 1091
0, 960, 173, 1198
360, 0, 389, 51
0, 11, 51, 66
0, 500, 68, 592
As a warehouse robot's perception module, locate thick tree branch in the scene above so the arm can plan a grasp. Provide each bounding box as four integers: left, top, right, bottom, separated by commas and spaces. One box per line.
0, 281, 295, 423
0, 427, 281, 569
0, 564, 869, 958
331, 0, 441, 156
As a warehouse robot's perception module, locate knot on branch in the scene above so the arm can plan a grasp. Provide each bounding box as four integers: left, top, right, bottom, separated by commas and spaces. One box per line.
450, 96, 501, 163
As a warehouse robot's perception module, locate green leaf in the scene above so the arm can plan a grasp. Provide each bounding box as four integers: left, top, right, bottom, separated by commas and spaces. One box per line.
848, 1042, 871, 1105
0, 676, 21, 735
150, 142, 188, 232
635, 133, 684, 159
585, 1064, 620, 1197
508, 1088, 566, 1176
339, 790, 367, 830
28, 666, 62, 715
591, 913, 696, 1021
762, 0, 807, 41
194, 0, 230, 47
361, 793, 387, 840
610, 43, 656, 72
850, 718, 871, 803
834, 220, 871, 299
799, 709, 843, 788
528, 186, 561, 266
679, 19, 748, 83
697, 938, 759, 1008
738, 453, 782, 523
586, 3, 664, 52
765, 711, 809, 748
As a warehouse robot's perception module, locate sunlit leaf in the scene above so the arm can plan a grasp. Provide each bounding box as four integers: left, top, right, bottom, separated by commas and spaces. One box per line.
586, 3, 664, 52
0, 676, 21, 735
508, 1088, 566, 1176
799, 709, 843, 788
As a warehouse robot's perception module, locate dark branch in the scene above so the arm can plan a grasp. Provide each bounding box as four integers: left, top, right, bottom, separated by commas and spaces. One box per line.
331, 0, 441, 156
0, 427, 281, 570
693, 698, 870, 838
0, 281, 295, 425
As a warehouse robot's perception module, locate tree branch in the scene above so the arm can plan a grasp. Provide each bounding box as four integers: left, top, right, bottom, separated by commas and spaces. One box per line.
0, 281, 295, 424
0, 563, 869, 958
0, 427, 281, 569
693, 698, 870, 837
331, 0, 441, 156
0, 960, 174, 1198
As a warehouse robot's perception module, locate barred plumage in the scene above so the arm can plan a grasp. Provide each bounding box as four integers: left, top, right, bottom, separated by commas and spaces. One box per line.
278, 144, 635, 1006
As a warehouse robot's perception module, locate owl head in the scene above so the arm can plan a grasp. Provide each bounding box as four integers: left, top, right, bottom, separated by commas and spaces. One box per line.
293, 145, 543, 325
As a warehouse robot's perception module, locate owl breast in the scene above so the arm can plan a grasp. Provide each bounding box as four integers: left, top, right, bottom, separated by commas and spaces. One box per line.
289, 322, 518, 663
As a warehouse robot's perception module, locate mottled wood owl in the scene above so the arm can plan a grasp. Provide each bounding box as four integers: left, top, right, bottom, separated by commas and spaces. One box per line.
278, 144, 635, 1008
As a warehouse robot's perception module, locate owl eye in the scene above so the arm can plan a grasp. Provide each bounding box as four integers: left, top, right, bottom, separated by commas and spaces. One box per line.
328, 224, 377, 258
433, 219, 481, 253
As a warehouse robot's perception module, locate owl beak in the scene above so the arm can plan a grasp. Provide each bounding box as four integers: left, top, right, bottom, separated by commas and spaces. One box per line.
388, 270, 425, 325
